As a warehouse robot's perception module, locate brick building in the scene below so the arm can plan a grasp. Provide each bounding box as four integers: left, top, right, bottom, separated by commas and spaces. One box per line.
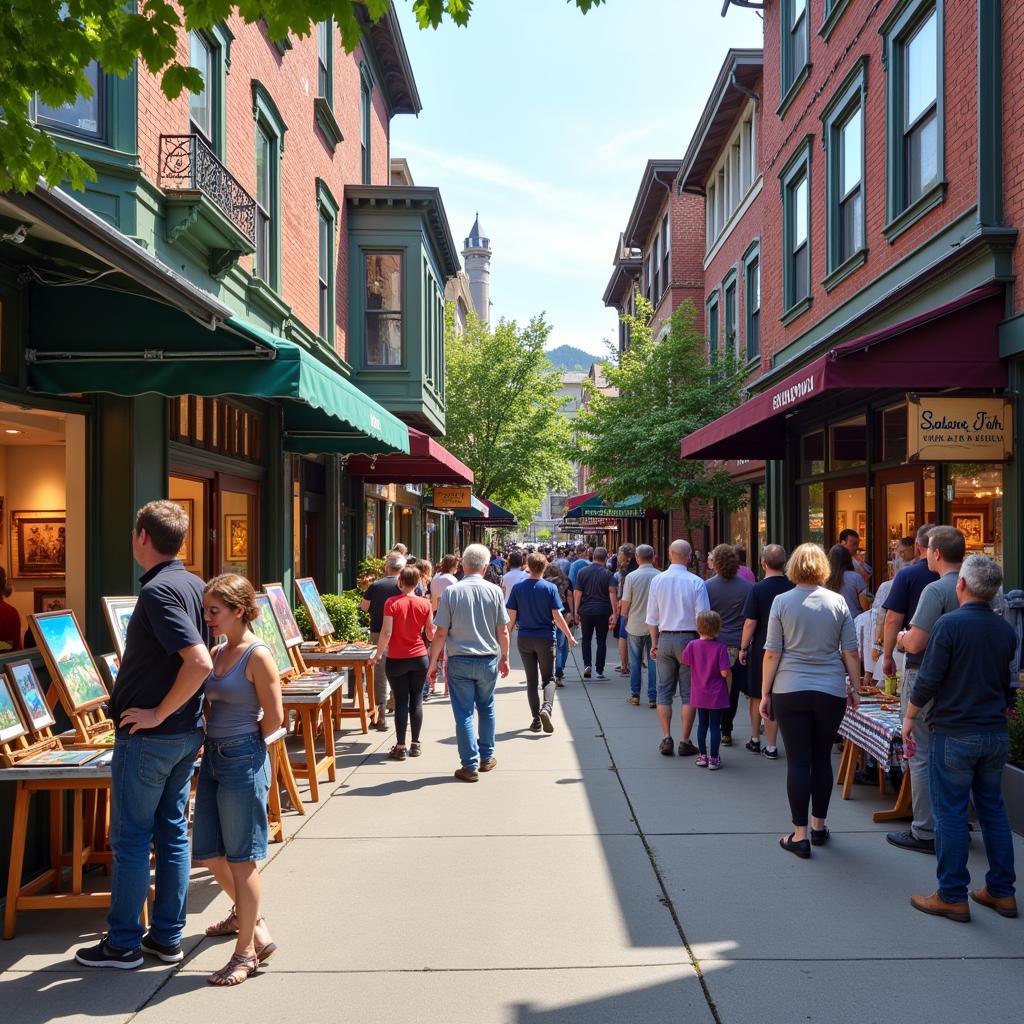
684, 0, 1021, 587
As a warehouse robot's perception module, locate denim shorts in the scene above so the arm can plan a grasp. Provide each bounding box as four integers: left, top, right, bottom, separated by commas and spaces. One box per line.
192, 731, 271, 864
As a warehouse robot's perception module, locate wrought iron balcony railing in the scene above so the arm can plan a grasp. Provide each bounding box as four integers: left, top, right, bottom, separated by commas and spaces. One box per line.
159, 134, 256, 246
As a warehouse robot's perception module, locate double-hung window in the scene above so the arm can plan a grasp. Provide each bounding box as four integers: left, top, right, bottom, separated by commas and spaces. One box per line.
360, 65, 373, 184
882, 1, 944, 237
316, 181, 339, 345
652, 234, 661, 306
189, 32, 215, 145
822, 60, 867, 285
724, 276, 738, 357
36, 59, 104, 140
780, 140, 812, 320
706, 293, 720, 362
251, 83, 286, 289
704, 100, 759, 253
661, 214, 670, 292
744, 245, 761, 362
780, 0, 810, 109
365, 253, 403, 367
317, 22, 331, 99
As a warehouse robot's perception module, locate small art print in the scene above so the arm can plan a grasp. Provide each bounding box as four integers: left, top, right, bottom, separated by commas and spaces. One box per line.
296, 578, 334, 639
11, 511, 66, 578
34, 588, 66, 614
251, 595, 294, 677
101, 597, 137, 658
6, 660, 56, 732
0, 676, 27, 744
263, 583, 303, 647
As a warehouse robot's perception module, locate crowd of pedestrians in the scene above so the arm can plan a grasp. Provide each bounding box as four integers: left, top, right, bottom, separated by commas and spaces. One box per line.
77, 504, 1018, 985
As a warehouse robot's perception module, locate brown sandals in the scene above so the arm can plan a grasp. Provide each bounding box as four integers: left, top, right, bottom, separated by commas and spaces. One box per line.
205, 906, 239, 936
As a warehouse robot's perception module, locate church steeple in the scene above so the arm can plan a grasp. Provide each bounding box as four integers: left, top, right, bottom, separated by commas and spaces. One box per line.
462, 212, 492, 326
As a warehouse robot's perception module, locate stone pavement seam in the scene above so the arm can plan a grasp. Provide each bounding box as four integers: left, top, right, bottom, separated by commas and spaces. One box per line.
578, 675, 726, 1024
174, 961, 697, 975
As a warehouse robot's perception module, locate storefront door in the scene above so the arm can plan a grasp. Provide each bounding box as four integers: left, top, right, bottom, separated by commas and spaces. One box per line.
216, 473, 260, 583
872, 466, 936, 582
824, 476, 867, 552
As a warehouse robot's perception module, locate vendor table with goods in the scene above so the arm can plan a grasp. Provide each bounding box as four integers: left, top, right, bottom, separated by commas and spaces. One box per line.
280, 676, 344, 802
301, 643, 378, 733
1, 727, 288, 939
837, 699, 912, 822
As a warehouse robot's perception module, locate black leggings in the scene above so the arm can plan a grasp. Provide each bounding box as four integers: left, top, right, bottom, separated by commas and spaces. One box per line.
773, 690, 847, 827
517, 635, 556, 717
385, 655, 428, 745
579, 611, 610, 672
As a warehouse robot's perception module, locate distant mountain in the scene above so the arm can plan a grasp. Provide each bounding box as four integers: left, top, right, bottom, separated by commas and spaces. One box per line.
544, 344, 599, 372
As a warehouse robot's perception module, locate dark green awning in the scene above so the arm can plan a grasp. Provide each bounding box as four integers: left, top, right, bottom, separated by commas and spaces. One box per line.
27, 288, 409, 455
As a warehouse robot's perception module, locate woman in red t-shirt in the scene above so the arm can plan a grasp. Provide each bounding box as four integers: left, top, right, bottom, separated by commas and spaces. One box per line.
370, 565, 434, 760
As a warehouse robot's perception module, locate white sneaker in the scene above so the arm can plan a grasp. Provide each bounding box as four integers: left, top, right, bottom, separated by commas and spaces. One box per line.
595, 671, 607, 680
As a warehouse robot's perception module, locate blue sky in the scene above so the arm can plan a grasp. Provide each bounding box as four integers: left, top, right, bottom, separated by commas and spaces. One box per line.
390, 0, 764, 356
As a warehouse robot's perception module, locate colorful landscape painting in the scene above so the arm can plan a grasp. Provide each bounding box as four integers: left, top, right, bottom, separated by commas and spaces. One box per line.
0, 678, 27, 743
296, 578, 334, 638
101, 597, 137, 658
252, 595, 294, 676
33, 611, 107, 710
264, 583, 303, 646
7, 660, 55, 731
22, 749, 102, 767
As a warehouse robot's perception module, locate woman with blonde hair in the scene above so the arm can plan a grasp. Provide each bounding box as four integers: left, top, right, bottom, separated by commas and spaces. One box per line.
195, 574, 284, 985
760, 544, 861, 859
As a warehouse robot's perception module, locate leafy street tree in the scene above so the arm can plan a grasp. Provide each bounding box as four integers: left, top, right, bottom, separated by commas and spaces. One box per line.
572, 295, 747, 540
0, 0, 605, 193
442, 308, 574, 528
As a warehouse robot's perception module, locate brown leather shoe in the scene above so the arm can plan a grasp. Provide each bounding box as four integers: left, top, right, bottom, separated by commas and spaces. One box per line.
479, 757, 497, 772
970, 887, 1019, 918
454, 767, 479, 783
910, 891, 970, 922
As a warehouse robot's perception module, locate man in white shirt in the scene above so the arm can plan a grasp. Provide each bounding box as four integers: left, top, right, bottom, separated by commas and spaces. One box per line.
647, 539, 709, 757
501, 550, 528, 600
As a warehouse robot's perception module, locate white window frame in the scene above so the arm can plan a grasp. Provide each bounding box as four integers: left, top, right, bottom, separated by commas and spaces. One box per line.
703, 99, 760, 257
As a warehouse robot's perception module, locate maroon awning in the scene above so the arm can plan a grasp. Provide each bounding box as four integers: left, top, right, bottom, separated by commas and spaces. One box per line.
346, 428, 473, 484
682, 285, 1007, 460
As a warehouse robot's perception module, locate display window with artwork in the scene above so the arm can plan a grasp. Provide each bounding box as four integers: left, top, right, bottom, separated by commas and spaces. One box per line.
0, 401, 87, 647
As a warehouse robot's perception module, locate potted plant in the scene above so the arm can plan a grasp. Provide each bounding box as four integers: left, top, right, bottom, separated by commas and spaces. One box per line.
1004, 689, 1024, 835
356, 556, 386, 592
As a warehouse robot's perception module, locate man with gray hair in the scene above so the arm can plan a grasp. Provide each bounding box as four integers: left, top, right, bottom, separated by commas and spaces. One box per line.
361, 551, 407, 730
428, 543, 510, 782
906, 554, 1017, 922
619, 544, 660, 707
647, 539, 709, 756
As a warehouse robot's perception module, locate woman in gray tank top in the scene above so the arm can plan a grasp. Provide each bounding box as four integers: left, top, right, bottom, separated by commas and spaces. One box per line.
192, 574, 283, 986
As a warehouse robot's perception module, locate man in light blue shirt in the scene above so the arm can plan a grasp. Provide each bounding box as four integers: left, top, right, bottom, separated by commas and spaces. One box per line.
429, 543, 510, 782
567, 542, 591, 607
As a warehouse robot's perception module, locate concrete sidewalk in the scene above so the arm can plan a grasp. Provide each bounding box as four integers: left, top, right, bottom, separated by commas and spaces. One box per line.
1, 647, 1022, 1023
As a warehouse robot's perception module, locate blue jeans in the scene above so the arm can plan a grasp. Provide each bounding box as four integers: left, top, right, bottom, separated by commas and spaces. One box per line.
108, 729, 204, 951
446, 655, 498, 769
628, 633, 657, 701
929, 731, 1015, 904
555, 630, 568, 678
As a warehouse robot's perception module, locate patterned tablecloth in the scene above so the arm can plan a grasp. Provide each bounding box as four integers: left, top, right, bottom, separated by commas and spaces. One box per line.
838, 703, 905, 770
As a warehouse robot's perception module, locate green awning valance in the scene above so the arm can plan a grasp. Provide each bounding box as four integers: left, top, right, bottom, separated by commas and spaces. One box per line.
27, 290, 409, 454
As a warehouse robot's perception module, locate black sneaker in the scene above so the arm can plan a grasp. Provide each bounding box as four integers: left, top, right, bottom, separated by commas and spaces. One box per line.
141, 930, 183, 963
720, 734, 733, 747
761, 746, 779, 760
583, 667, 592, 678
886, 830, 935, 854
75, 937, 143, 970
529, 717, 542, 732
745, 739, 761, 753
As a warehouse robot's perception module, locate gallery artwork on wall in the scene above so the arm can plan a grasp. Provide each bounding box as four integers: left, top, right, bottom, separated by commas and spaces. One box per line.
33, 588, 66, 613
225, 514, 249, 560
172, 498, 194, 564
10, 510, 66, 577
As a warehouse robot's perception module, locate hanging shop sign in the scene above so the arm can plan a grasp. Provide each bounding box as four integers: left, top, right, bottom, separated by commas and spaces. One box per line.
907, 395, 1013, 462
432, 486, 472, 509
580, 505, 645, 519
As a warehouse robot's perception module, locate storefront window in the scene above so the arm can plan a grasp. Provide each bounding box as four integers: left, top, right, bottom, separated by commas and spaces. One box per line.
879, 403, 907, 462
801, 430, 825, 476
756, 487, 768, 562
833, 486, 866, 548
801, 482, 824, 545
948, 463, 1004, 565
830, 415, 867, 469
365, 499, 377, 557
727, 498, 751, 556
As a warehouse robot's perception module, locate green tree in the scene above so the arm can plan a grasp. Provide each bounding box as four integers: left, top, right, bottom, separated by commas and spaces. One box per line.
443, 308, 573, 527
0, 1, 605, 193
572, 295, 747, 539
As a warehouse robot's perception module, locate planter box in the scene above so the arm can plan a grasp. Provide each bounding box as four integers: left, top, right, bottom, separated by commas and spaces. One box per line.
1004, 763, 1024, 836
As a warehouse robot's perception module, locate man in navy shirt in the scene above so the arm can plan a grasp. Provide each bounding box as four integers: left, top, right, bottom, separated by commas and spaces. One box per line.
77, 500, 212, 970
881, 524, 939, 679
506, 552, 577, 732
906, 554, 1017, 923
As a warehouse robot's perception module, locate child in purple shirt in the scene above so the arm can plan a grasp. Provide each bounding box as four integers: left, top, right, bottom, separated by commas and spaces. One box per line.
681, 610, 733, 770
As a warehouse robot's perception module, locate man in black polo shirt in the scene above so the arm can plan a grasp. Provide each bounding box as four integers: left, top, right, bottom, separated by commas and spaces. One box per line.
77, 501, 211, 970
573, 547, 618, 680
